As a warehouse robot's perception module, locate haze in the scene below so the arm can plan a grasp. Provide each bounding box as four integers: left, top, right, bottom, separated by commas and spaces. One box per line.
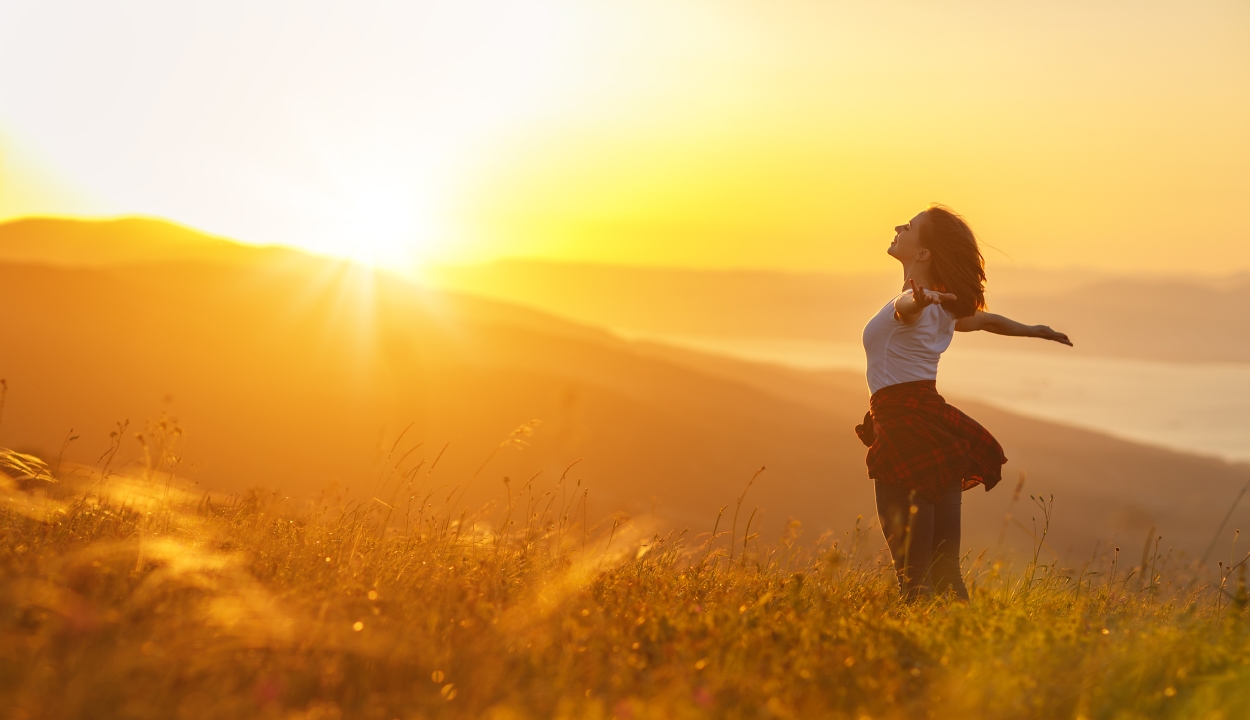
2, 0, 1247, 273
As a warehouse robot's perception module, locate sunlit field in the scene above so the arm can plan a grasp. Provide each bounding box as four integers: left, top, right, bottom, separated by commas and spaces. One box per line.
3, 435, 1249, 720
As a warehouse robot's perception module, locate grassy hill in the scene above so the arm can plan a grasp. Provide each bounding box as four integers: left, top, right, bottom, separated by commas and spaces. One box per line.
1, 465, 1247, 719
4, 216, 1250, 717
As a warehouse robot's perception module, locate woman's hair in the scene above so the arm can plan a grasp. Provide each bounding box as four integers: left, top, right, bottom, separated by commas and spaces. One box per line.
919, 204, 986, 318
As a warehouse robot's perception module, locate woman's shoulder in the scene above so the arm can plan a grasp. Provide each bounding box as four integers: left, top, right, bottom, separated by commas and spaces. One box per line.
903, 300, 955, 331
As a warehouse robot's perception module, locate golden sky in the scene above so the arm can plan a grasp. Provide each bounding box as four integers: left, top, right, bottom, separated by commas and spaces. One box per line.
1, 0, 1247, 274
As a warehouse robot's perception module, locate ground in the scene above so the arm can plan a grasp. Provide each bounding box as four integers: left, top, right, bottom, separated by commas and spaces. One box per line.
1, 453, 1249, 720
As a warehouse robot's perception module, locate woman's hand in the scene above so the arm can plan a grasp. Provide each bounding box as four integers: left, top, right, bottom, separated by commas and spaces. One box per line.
910, 279, 957, 308
1034, 325, 1072, 346
895, 279, 957, 321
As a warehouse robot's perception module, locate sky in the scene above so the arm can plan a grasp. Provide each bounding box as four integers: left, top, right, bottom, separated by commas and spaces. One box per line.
0, 0, 1247, 274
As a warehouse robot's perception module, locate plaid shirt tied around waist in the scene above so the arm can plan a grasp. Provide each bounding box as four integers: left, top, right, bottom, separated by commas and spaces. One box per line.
854, 379, 1006, 502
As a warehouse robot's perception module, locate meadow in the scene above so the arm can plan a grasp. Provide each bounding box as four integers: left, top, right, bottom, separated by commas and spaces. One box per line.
2, 439, 1249, 720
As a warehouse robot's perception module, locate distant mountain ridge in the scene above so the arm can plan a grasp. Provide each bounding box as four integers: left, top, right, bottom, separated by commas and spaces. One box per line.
8, 216, 1249, 365
0, 216, 294, 268
428, 258, 1250, 363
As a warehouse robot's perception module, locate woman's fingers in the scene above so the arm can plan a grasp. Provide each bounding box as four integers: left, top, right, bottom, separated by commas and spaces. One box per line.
906, 280, 958, 306
910, 279, 926, 305
918, 286, 929, 306
1044, 327, 1073, 346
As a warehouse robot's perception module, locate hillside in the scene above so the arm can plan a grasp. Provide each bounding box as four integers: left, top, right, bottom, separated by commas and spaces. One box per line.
1, 218, 1248, 561
4, 466, 1246, 719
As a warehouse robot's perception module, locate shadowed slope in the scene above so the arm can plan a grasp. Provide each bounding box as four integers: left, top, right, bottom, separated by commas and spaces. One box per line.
0, 256, 863, 540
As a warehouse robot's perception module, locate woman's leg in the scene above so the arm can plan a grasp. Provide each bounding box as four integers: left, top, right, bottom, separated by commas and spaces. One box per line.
931, 487, 970, 601
874, 480, 934, 600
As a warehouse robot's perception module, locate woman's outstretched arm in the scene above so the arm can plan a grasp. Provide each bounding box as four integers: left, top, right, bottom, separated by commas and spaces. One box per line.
954, 311, 1072, 346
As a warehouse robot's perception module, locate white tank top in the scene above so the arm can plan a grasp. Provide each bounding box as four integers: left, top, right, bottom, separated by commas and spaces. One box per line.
862, 291, 956, 395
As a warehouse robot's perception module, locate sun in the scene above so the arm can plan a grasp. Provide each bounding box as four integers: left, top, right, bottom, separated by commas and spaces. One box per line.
311, 180, 440, 274
338, 194, 427, 271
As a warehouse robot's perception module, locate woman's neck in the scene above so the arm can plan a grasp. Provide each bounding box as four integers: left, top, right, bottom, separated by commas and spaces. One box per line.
900, 263, 935, 290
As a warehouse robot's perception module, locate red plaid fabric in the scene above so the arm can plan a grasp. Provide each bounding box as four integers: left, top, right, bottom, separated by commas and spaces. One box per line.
854, 379, 1006, 502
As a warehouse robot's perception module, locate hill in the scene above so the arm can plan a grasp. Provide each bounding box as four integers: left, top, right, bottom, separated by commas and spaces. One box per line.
3, 465, 1245, 719
0, 216, 290, 268
0, 217, 1247, 560
428, 259, 1250, 363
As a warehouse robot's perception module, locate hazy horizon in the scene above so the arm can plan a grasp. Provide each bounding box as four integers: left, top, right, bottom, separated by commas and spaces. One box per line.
10, 214, 1250, 286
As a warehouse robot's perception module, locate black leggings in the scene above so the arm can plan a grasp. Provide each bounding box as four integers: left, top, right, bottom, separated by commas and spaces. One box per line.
874, 480, 970, 601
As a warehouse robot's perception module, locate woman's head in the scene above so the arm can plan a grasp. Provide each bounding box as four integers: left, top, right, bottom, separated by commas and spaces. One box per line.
888, 205, 986, 318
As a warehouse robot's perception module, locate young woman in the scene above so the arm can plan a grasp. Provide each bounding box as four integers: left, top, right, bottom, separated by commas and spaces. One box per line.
855, 205, 1071, 601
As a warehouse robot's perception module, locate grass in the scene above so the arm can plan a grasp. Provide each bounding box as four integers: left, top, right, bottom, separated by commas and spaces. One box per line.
2, 441, 1250, 720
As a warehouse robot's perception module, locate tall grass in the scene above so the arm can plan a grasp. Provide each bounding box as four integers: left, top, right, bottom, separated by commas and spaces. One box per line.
2, 444, 1249, 720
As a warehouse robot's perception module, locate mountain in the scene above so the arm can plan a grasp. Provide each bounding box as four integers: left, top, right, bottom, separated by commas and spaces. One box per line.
427, 259, 1250, 363
983, 279, 1250, 362
426, 259, 898, 342
1, 217, 1247, 563
0, 216, 292, 268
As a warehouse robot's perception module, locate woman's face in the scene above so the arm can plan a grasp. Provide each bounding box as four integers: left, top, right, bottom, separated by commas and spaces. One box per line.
888, 210, 930, 264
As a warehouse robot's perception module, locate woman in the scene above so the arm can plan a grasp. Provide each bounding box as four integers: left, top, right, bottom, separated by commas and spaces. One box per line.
855, 205, 1071, 601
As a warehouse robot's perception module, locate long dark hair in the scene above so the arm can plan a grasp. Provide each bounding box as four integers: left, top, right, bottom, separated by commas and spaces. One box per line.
919, 205, 986, 319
